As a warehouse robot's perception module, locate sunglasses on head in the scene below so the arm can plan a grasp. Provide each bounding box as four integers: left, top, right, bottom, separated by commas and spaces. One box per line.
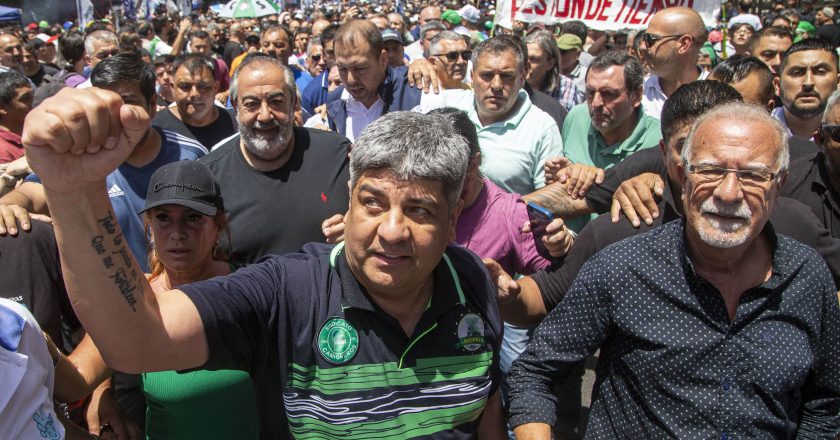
822, 124, 840, 142
641, 32, 683, 47
435, 50, 472, 62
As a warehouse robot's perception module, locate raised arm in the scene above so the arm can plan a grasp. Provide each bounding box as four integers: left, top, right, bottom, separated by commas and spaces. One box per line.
23, 88, 207, 373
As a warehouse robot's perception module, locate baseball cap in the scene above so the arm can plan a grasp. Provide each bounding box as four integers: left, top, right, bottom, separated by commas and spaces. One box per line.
381, 28, 403, 44
26, 23, 37, 31
728, 14, 761, 31
458, 5, 481, 24
556, 34, 582, 50
441, 10, 462, 26
39, 21, 49, 28
63, 21, 74, 30
141, 161, 224, 216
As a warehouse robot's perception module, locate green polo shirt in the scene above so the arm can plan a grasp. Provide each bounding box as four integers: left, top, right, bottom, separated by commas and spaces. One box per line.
561, 103, 662, 232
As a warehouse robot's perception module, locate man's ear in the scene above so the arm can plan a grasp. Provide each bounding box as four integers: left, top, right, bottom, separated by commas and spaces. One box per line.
773, 75, 781, 97
379, 49, 388, 68
448, 198, 464, 242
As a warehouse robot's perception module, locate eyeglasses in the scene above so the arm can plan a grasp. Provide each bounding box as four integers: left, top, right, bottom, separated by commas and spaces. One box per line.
641, 32, 684, 47
685, 162, 779, 187
433, 50, 472, 62
821, 124, 840, 143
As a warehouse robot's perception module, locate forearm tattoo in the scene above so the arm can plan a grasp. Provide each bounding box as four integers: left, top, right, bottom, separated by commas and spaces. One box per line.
89, 210, 140, 311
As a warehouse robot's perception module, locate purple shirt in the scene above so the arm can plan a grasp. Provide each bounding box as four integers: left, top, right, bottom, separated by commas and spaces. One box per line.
455, 178, 551, 276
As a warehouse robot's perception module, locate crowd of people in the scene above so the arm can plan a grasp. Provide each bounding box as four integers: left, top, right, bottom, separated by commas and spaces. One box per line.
0, 0, 839, 439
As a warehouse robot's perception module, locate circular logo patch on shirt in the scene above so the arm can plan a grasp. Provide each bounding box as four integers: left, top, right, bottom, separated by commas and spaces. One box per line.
456, 313, 485, 352
318, 318, 359, 364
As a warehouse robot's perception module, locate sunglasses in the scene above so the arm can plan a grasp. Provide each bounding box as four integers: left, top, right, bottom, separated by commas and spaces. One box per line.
822, 124, 840, 142
640, 32, 683, 47
309, 54, 322, 62
434, 50, 472, 62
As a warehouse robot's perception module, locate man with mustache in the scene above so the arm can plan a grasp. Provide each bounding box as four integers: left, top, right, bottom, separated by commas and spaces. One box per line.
774, 39, 839, 141
502, 97, 840, 439
553, 51, 661, 232
198, 53, 351, 265
151, 54, 236, 150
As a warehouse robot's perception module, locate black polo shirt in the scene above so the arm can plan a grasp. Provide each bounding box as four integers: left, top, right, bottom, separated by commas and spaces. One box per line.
181, 242, 502, 439
782, 151, 840, 238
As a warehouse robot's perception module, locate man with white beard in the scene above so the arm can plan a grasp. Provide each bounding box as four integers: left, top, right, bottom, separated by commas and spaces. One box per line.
505, 101, 840, 439
201, 54, 351, 265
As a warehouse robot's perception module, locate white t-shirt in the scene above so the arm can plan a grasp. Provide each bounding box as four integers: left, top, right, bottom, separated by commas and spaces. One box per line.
0, 298, 65, 440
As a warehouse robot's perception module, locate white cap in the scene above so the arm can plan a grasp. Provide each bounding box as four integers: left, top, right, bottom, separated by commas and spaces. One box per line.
458, 5, 481, 24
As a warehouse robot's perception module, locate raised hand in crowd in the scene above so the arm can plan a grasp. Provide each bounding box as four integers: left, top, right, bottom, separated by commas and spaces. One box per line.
407, 58, 441, 93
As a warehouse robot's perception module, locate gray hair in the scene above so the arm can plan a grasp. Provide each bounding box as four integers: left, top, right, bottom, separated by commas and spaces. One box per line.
420, 20, 447, 41
84, 30, 118, 56
429, 31, 467, 56
822, 90, 840, 124
523, 29, 561, 95
350, 111, 469, 208
230, 54, 297, 107
682, 102, 790, 173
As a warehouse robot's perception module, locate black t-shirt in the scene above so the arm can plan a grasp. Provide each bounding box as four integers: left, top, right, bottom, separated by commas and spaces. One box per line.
27, 63, 58, 87
200, 127, 351, 265
0, 220, 79, 350
524, 83, 567, 132
782, 150, 840, 237
151, 106, 237, 150
223, 40, 244, 70
817, 24, 840, 46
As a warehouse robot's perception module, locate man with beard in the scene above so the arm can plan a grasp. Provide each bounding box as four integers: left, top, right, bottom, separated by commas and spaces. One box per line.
782, 90, 840, 237
152, 54, 236, 150
505, 101, 840, 439
637, 7, 709, 118
774, 39, 839, 141
199, 54, 350, 265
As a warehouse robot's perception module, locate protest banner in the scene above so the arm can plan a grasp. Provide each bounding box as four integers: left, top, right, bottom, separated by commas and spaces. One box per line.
494, 0, 720, 31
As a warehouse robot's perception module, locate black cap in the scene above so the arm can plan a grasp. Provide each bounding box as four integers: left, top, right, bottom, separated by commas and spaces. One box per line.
141, 161, 223, 216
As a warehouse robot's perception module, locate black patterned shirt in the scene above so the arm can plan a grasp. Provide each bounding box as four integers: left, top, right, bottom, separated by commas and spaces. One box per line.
508, 219, 840, 439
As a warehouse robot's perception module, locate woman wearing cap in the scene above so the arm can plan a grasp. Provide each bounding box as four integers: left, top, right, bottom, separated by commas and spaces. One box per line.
50, 161, 258, 440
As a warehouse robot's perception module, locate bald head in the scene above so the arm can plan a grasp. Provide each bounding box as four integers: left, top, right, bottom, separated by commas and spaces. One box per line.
312, 18, 330, 37
420, 6, 442, 25
648, 7, 708, 47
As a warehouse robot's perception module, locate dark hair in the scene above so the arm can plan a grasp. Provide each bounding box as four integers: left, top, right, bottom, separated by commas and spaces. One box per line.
748, 25, 793, 52
780, 38, 839, 72
27, 38, 43, 52
428, 107, 480, 159
90, 53, 156, 104
137, 22, 152, 38
660, 80, 742, 143
261, 24, 291, 41
587, 50, 644, 93
709, 55, 774, 105
0, 70, 31, 106
22, 41, 36, 57
86, 21, 111, 34
172, 53, 216, 77
335, 20, 384, 56
473, 35, 526, 73
152, 17, 169, 36
153, 53, 175, 68
561, 21, 588, 43
59, 31, 85, 67
190, 29, 211, 41
320, 24, 340, 47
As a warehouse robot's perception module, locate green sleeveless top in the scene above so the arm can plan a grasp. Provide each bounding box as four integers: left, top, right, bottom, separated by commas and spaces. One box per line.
142, 263, 258, 439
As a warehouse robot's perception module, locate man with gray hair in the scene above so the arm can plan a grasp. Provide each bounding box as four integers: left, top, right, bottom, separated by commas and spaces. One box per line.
507, 101, 840, 439
76, 30, 119, 89
23, 99, 507, 437
198, 53, 351, 265
427, 31, 470, 90
405, 20, 446, 61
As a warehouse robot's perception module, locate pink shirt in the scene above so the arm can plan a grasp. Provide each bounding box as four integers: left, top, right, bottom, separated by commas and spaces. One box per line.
455, 178, 551, 276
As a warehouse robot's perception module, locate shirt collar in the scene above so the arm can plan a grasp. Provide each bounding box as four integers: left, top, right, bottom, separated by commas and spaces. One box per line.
470, 89, 532, 129
332, 243, 466, 317
587, 107, 654, 156
676, 218, 792, 290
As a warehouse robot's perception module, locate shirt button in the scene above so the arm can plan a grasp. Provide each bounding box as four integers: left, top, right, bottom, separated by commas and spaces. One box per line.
722, 383, 731, 391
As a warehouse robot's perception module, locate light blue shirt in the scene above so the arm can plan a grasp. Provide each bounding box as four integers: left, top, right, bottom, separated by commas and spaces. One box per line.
420, 89, 564, 195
